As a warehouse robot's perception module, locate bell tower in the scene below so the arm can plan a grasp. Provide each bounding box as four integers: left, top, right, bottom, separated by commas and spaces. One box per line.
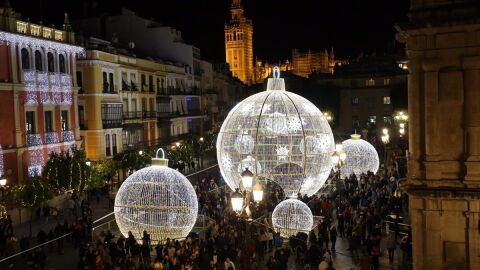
225, 0, 253, 85
397, 0, 480, 269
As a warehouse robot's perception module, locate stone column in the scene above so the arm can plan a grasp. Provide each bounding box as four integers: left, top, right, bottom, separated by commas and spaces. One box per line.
13, 90, 22, 148
463, 57, 480, 181
9, 44, 18, 83
407, 58, 423, 180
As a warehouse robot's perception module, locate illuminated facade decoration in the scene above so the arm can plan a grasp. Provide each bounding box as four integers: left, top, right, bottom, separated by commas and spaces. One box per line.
217, 68, 334, 197
272, 198, 313, 237
114, 149, 198, 243
340, 134, 379, 178
0, 10, 81, 183
225, 0, 254, 84
291, 48, 336, 78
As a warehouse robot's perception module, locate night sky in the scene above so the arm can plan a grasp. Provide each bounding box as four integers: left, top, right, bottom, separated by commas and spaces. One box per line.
10, 0, 409, 62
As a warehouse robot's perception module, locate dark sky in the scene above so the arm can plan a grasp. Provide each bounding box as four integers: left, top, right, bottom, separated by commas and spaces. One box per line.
10, 0, 409, 62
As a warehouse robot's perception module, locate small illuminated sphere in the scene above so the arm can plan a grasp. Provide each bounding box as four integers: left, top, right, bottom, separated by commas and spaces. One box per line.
340, 134, 380, 178
217, 68, 334, 196
272, 199, 313, 237
114, 150, 198, 243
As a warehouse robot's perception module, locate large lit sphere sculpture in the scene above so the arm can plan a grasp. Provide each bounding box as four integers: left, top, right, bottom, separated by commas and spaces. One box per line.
217, 67, 334, 197
272, 199, 313, 237
340, 134, 380, 178
114, 149, 198, 243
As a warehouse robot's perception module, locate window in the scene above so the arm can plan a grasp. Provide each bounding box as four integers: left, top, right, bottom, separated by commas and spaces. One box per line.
44, 111, 53, 132
383, 96, 391, 105
105, 134, 111, 157
34, 50, 43, 71
61, 110, 69, 131
59, 54, 66, 73
366, 78, 375, 86
101, 103, 123, 128
112, 134, 117, 155
109, 73, 114, 92
352, 116, 360, 129
21, 48, 30, 69
149, 75, 154, 92
78, 105, 85, 129
76, 71, 83, 89
351, 97, 359, 105
47, 52, 55, 72
384, 116, 392, 125
26, 111, 36, 134
141, 74, 146, 91
103, 72, 108, 92
384, 78, 391, 86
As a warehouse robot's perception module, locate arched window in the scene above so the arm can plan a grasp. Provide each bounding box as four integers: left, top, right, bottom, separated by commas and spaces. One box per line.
47, 52, 55, 72
59, 54, 66, 73
34, 50, 43, 71
21, 48, 30, 70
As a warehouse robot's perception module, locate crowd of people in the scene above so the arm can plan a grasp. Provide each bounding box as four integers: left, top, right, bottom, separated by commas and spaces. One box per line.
0, 167, 412, 270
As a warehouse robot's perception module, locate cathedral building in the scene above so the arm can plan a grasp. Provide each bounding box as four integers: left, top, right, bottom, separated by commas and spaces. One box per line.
291, 48, 336, 78
224, 0, 253, 85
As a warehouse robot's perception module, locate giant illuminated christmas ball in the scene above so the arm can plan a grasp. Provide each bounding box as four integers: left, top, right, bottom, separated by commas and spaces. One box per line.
272, 198, 313, 237
340, 134, 380, 178
217, 67, 334, 197
114, 149, 198, 243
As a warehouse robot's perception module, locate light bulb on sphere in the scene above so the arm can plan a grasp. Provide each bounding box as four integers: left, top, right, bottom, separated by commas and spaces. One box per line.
340, 134, 380, 178
272, 199, 313, 237
217, 67, 334, 195
114, 149, 198, 243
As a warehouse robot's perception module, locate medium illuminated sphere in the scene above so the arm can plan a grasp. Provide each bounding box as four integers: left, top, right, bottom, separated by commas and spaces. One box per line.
272, 199, 313, 237
340, 134, 380, 178
217, 68, 334, 196
114, 151, 198, 243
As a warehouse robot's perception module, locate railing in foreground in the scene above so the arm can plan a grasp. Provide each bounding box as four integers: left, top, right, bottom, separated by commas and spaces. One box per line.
0, 163, 220, 263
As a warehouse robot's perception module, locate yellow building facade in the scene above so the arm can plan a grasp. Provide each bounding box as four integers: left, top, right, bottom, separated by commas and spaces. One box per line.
224, 0, 253, 85
77, 40, 166, 160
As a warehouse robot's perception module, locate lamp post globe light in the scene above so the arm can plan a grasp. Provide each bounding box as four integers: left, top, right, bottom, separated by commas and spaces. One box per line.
271, 198, 314, 237
217, 67, 334, 197
114, 149, 198, 243
340, 134, 380, 178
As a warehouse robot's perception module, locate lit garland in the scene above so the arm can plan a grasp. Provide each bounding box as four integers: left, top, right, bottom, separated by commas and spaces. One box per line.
217, 67, 334, 196
26, 134, 42, 146
23, 71, 73, 105
115, 150, 198, 243
28, 149, 44, 177
272, 199, 313, 237
340, 134, 380, 178
0, 31, 85, 56
45, 132, 59, 145
0, 146, 3, 178
62, 130, 74, 142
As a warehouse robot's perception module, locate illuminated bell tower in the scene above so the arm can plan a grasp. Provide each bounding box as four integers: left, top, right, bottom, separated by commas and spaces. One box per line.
225, 0, 253, 85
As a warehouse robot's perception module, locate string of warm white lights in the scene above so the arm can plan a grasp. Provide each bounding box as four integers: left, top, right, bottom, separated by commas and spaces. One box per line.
272, 199, 314, 237
217, 68, 334, 196
0, 31, 85, 56
115, 151, 198, 244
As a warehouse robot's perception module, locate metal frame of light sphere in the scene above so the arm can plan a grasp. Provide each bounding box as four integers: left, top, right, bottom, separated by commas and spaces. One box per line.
340, 134, 380, 178
114, 149, 198, 243
272, 198, 313, 237
217, 67, 334, 197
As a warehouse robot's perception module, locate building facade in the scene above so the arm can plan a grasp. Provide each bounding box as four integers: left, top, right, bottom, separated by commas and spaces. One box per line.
0, 7, 83, 183
315, 55, 407, 137
291, 48, 335, 78
397, 0, 480, 269
224, 0, 254, 85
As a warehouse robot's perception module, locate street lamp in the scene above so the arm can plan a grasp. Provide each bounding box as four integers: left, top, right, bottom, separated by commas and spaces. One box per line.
331, 143, 347, 186
381, 129, 390, 175
175, 142, 181, 147
231, 189, 244, 214
241, 168, 254, 190
252, 182, 264, 203
199, 137, 204, 142
138, 150, 144, 156
85, 160, 91, 167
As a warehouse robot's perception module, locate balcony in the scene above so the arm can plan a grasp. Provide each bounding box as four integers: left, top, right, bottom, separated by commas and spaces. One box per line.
45, 132, 59, 144
157, 87, 201, 96
102, 119, 122, 129
26, 133, 42, 146
62, 130, 75, 142
23, 70, 72, 105
123, 111, 157, 120
157, 110, 205, 120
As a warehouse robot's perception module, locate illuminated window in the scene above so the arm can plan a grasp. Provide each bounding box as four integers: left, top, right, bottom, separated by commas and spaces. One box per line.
365, 78, 375, 86
384, 78, 390, 86
383, 96, 391, 105
61, 110, 69, 131
352, 97, 359, 105
26, 111, 36, 134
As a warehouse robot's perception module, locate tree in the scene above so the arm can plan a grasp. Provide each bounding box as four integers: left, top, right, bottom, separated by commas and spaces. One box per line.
43, 146, 90, 193
21, 176, 52, 237
91, 159, 119, 187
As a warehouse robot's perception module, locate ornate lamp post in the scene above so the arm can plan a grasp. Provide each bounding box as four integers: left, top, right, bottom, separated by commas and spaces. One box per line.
331, 143, 346, 185
381, 128, 390, 175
